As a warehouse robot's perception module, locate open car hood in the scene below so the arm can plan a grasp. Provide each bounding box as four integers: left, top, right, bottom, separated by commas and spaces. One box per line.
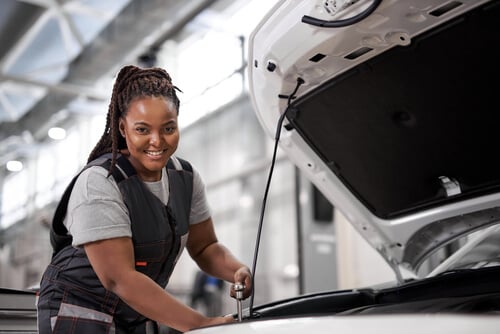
248, 0, 500, 280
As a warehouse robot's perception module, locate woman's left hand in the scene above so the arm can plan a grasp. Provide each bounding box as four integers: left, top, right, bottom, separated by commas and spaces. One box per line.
231, 266, 252, 299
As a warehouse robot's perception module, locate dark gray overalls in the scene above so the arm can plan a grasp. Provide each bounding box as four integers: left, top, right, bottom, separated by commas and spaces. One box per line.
37, 154, 193, 333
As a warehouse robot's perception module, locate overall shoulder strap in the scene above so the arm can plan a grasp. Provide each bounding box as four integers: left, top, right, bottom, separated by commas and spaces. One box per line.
50, 175, 80, 256
166, 156, 194, 204
165, 156, 194, 235
50, 154, 135, 256
166, 155, 193, 173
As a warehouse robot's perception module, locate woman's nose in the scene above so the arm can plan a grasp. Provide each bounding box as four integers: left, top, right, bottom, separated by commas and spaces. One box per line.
149, 132, 161, 145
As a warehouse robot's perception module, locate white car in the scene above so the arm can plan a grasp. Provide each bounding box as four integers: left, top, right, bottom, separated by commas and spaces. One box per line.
189, 0, 500, 333
0, 288, 37, 333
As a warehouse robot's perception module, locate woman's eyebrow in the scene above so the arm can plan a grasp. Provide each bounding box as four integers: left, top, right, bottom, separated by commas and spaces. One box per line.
133, 120, 177, 126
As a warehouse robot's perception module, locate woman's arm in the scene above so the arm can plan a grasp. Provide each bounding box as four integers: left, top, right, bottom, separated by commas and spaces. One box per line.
84, 237, 234, 332
186, 218, 252, 299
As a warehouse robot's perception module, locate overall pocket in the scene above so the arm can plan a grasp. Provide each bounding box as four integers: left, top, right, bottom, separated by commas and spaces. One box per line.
52, 302, 115, 334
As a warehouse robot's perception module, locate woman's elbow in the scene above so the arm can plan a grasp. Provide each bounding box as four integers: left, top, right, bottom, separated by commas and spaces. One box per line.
99, 275, 119, 292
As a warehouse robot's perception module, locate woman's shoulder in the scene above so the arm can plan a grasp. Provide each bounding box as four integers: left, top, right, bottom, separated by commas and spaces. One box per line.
79, 164, 113, 180
73, 165, 119, 197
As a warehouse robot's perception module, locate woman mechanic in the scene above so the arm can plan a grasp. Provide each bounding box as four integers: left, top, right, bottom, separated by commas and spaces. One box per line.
37, 65, 252, 333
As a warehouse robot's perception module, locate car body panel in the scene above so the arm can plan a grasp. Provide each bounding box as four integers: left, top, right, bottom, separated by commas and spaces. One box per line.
247, 0, 500, 279
0, 288, 37, 333
190, 315, 500, 334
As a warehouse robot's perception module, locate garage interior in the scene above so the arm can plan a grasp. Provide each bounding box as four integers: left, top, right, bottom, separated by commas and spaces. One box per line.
0, 0, 393, 316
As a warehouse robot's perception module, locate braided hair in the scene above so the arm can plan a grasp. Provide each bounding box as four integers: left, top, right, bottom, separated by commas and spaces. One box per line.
87, 65, 181, 172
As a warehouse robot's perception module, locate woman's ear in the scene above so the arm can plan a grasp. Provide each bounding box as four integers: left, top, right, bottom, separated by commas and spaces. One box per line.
118, 119, 126, 137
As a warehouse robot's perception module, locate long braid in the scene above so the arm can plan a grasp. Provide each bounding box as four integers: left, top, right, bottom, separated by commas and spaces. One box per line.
87, 65, 181, 172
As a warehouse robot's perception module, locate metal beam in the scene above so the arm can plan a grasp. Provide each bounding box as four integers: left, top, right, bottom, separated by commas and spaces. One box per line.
0, 73, 108, 100
0, 0, 217, 142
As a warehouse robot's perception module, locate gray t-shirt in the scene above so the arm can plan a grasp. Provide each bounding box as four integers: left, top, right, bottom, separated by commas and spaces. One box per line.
64, 157, 211, 247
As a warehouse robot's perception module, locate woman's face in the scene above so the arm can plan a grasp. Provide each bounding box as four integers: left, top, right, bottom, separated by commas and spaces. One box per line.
119, 96, 179, 182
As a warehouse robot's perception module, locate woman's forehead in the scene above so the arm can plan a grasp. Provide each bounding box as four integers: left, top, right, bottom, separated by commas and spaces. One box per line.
125, 96, 177, 114
124, 97, 177, 121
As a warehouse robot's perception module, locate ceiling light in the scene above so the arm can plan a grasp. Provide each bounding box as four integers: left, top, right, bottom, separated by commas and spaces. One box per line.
6, 160, 23, 172
239, 194, 254, 208
48, 127, 66, 140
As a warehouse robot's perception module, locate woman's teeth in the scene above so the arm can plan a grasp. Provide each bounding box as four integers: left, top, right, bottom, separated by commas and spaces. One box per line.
145, 150, 164, 156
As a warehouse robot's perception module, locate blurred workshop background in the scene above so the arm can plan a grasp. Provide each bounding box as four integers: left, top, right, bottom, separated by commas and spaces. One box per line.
0, 0, 393, 316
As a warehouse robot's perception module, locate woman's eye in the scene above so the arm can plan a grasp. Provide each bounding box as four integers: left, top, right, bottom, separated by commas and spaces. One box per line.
136, 127, 148, 134
164, 127, 176, 134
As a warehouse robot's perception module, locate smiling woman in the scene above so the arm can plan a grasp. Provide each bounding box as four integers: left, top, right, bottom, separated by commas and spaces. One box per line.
36, 65, 252, 333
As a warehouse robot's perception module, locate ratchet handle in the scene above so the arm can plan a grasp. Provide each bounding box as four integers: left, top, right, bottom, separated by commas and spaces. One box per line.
233, 283, 245, 322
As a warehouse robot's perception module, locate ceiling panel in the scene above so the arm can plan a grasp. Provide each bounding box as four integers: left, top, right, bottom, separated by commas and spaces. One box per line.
0, 0, 218, 159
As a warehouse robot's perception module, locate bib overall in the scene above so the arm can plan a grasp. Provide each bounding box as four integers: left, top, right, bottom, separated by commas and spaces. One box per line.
37, 154, 193, 333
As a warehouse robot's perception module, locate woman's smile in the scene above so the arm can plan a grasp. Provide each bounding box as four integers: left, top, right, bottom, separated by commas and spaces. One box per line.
145, 149, 167, 157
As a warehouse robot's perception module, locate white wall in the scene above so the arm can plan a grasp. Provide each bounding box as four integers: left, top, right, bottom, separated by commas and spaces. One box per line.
335, 210, 395, 289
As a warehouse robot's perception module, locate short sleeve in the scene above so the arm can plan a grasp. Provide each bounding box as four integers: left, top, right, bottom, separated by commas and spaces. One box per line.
65, 166, 132, 246
190, 165, 211, 224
